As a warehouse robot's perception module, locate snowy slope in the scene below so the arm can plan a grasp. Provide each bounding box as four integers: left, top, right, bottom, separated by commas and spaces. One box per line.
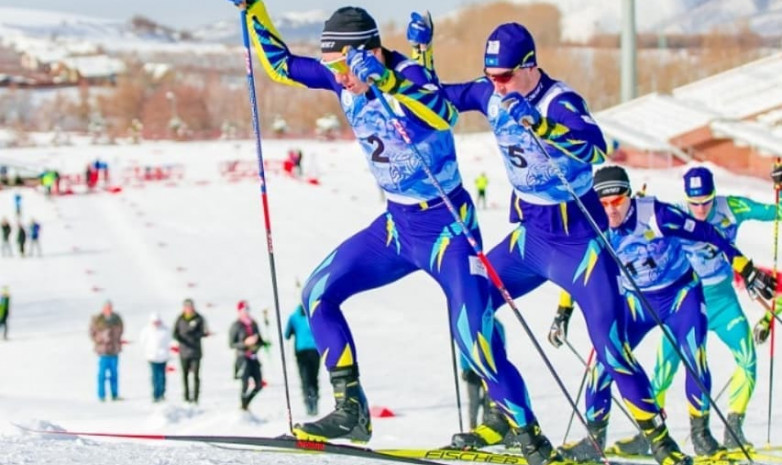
1, 135, 781, 464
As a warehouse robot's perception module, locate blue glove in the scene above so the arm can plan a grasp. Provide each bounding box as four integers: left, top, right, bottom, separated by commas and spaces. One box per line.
346, 47, 389, 85
407, 11, 433, 46
501, 92, 541, 128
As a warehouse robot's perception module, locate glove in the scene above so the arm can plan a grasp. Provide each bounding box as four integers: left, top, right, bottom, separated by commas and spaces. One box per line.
754, 315, 772, 344
346, 47, 396, 90
735, 258, 776, 300
407, 11, 433, 47
548, 305, 573, 348
772, 162, 782, 187
501, 92, 541, 128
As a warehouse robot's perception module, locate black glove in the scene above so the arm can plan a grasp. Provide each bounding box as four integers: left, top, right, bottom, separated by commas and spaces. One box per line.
229, 0, 256, 8
772, 163, 782, 187
754, 315, 772, 344
738, 260, 776, 300
548, 305, 573, 348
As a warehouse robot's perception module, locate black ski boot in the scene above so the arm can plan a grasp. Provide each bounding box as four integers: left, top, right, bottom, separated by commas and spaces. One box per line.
505, 421, 562, 465
690, 414, 725, 457
557, 419, 608, 462
451, 404, 510, 448
639, 416, 693, 465
292, 365, 371, 443
723, 412, 753, 450
607, 433, 651, 456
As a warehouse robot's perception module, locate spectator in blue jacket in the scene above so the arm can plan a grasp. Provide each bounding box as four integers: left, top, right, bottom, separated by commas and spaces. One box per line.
285, 304, 320, 416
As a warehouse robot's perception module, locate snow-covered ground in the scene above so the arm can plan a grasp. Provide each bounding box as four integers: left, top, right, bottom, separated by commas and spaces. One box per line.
1, 135, 780, 464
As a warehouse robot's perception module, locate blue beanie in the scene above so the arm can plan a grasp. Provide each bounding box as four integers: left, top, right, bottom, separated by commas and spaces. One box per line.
683, 167, 716, 198
484, 23, 537, 69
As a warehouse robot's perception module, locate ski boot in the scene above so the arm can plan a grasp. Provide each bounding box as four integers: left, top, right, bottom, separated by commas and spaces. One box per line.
557, 419, 608, 462
639, 415, 693, 465
607, 432, 651, 456
723, 412, 753, 450
690, 414, 725, 457
451, 403, 510, 448
292, 365, 371, 443
505, 421, 562, 465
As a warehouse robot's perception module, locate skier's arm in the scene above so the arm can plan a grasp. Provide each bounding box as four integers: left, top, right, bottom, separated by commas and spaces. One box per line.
228, 322, 246, 350
284, 312, 295, 340
727, 195, 781, 223
244, 1, 335, 91
653, 200, 743, 263
532, 92, 607, 165
373, 60, 458, 130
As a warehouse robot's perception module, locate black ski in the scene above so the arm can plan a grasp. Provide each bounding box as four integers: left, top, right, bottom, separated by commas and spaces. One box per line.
15, 426, 438, 465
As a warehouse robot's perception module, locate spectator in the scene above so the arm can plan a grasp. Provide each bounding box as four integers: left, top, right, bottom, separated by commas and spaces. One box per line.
89, 300, 124, 401
29, 219, 41, 257
229, 300, 267, 411
474, 173, 489, 210
173, 298, 208, 404
16, 222, 26, 257
139, 313, 172, 402
1, 218, 11, 257
285, 303, 320, 415
0, 286, 9, 340
13, 192, 21, 217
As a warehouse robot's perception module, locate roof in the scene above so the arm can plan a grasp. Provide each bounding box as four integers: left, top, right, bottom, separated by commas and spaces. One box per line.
595, 93, 717, 151
710, 120, 782, 157
673, 52, 782, 119
60, 55, 125, 78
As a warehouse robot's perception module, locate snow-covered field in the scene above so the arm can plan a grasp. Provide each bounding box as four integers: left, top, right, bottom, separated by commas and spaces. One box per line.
1, 135, 780, 464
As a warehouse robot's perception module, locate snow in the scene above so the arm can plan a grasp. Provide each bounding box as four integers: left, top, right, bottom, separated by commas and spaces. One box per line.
1, 135, 781, 464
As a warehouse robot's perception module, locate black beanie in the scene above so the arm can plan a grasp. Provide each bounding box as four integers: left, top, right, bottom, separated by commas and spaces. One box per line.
321, 7, 381, 53
593, 166, 631, 197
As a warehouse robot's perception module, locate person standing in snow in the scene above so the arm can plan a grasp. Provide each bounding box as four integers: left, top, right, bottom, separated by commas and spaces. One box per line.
29, 219, 41, 257
140, 313, 172, 402
173, 298, 208, 404
285, 303, 320, 416
89, 300, 124, 401
1, 218, 11, 257
229, 300, 268, 411
0, 286, 10, 340
15, 222, 26, 257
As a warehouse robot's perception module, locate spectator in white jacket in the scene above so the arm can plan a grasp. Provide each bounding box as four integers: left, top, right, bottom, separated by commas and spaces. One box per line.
139, 313, 172, 402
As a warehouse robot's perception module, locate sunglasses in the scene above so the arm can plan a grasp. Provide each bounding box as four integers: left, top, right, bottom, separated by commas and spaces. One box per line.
484, 65, 521, 84
600, 195, 628, 208
687, 195, 714, 207
321, 56, 350, 75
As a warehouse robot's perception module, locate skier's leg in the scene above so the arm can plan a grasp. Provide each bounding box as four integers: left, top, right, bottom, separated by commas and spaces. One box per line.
294, 212, 417, 442
705, 280, 755, 448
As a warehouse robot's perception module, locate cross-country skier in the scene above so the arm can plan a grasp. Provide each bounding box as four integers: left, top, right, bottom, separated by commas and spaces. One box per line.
235, 1, 537, 452
554, 166, 775, 461
407, 15, 693, 465
636, 166, 782, 452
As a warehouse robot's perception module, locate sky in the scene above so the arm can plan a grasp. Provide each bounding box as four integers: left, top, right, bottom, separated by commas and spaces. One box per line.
0, 0, 462, 29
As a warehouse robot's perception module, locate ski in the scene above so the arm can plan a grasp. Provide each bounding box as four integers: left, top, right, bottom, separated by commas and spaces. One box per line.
14, 426, 437, 465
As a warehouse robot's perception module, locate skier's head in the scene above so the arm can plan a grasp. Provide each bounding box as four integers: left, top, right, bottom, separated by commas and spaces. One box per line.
102, 300, 113, 316
594, 165, 632, 228
149, 312, 162, 326
320, 6, 382, 95
683, 166, 716, 220
483, 22, 539, 96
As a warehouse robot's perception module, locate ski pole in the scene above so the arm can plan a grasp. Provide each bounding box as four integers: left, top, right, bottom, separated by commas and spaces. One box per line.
523, 124, 754, 463
563, 346, 595, 444
767, 157, 781, 446
369, 85, 609, 464
236, 2, 294, 433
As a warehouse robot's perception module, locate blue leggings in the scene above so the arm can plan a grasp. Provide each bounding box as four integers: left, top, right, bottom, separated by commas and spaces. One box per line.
586, 273, 711, 421
301, 187, 532, 426
653, 277, 755, 414
487, 223, 660, 425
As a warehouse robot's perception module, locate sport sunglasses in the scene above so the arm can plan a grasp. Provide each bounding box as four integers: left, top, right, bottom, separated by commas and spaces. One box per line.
600, 195, 628, 208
